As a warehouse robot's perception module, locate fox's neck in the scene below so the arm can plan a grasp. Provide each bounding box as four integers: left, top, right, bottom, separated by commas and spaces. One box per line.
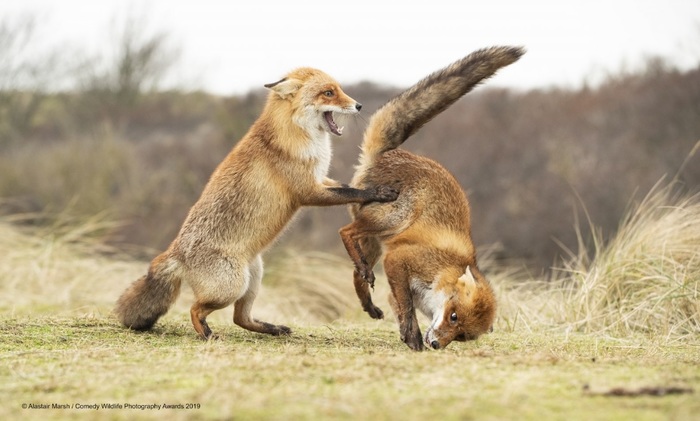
302, 130, 332, 183
257, 101, 332, 183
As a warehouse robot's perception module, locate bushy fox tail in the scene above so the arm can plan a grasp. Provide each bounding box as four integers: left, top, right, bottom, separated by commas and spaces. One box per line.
358, 46, 525, 169
114, 253, 182, 331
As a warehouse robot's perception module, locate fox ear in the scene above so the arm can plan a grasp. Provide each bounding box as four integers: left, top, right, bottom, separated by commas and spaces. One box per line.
264, 77, 302, 99
459, 266, 477, 287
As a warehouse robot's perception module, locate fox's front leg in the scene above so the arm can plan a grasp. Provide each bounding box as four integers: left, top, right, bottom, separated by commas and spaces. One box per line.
301, 183, 398, 207
385, 254, 424, 351
387, 290, 423, 351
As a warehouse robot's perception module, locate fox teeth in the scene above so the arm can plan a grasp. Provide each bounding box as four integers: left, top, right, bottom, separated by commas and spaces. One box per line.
338, 126, 344, 134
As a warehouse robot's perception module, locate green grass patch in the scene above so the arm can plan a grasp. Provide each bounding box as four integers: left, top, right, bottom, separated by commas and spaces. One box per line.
1, 316, 698, 420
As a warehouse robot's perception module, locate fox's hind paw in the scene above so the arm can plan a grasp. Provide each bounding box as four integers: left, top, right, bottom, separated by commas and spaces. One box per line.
364, 304, 384, 320
358, 267, 376, 289
256, 320, 292, 336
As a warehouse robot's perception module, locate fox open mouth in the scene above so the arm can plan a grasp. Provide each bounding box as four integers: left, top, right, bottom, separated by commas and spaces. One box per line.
323, 111, 344, 136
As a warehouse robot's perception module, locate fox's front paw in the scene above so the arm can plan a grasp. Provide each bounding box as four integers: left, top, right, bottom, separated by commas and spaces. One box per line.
369, 186, 399, 203
402, 333, 425, 351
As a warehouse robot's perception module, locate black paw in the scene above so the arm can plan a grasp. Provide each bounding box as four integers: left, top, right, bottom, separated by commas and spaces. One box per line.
371, 186, 399, 203
256, 320, 292, 336
271, 324, 292, 336
359, 267, 376, 289
365, 304, 384, 320
404, 336, 425, 351
401, 330, 425, 351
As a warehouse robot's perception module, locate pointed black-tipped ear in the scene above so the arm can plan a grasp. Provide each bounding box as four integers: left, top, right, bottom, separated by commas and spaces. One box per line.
263, 77, 286, 89
264, 77, 301, 99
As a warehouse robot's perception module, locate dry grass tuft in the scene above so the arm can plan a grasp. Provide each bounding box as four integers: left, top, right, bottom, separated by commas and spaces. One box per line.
553, 181, 700, 337
496, 180, 700, 339
0, 212, 141, 316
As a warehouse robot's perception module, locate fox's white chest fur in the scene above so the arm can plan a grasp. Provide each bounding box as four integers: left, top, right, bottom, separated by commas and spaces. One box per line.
411, 277, 447, 324
301, 129, 333, 183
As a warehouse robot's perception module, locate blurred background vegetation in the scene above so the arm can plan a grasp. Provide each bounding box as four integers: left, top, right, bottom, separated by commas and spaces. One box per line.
1, 15, 698, 273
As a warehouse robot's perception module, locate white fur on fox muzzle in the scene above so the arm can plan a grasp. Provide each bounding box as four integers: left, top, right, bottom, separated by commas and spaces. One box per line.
425, 328, 440, 349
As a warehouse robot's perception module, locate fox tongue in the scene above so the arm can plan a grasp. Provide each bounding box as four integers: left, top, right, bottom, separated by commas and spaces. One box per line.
323, 111, 343, 136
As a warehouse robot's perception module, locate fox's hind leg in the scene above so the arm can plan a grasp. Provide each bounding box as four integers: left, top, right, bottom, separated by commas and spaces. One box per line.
339, 222, 376, 287
188, 251, 247, 340
340, 204, 410, 288
233, 254, 291, 336
351, 236, 384, 319
191, 301, 226, 340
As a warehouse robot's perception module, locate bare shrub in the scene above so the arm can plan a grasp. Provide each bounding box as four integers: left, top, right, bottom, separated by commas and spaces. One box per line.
70, 14, 181, 130
0, 15, 62, 145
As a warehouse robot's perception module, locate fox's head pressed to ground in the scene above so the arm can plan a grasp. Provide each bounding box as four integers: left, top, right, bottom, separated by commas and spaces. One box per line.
422, 265, 496, 350
265, 67, 361, 137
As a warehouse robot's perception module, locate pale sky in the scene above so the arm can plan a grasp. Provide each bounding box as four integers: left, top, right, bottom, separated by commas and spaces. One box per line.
2, 0, 699, 94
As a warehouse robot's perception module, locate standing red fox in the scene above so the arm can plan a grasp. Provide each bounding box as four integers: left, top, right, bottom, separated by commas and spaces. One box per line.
340, 46, 525, 351
115, 67, 397, 339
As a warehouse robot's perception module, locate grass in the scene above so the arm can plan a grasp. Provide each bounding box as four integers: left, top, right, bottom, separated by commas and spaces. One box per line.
1, 180, 699, 420
498, 180, 700, 339
2, 317, 698, 421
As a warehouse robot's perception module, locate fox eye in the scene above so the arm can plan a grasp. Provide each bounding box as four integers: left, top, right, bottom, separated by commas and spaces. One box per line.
323, 90, 334, 97
450, 312, 458, 323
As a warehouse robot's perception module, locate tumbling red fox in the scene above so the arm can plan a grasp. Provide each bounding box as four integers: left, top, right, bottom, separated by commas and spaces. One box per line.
115, 67, 398, 339
339, 46, 525, 351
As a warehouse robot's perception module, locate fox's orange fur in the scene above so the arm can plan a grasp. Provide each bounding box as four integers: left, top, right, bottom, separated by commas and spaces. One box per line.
115, 67, 398, 339
339, 46, 525, 351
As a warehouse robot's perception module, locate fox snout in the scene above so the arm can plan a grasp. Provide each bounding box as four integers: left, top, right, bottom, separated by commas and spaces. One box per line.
426, 326, 485, 350
323, 98, 361, 136
425, 333, 461, 350
425, 329, 442, 350
338, 100, 362, 114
